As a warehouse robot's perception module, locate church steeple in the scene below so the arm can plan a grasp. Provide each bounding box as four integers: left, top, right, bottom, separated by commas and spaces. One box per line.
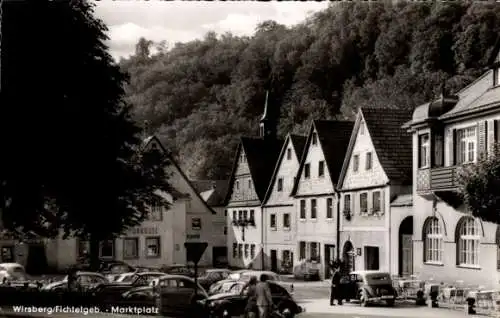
259, 90, 277, 139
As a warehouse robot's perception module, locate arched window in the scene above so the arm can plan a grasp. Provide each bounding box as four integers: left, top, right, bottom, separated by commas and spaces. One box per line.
457, 217, 480, 266
423, 217, 443, 263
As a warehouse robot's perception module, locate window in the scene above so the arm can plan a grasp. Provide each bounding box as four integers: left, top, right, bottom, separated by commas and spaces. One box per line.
312, 132, 318, 145
123, 238, 139, 259
224, 210, 227, 217
150, 202, 163, 221
191, 217, 202, 230
326, 198, 333, 219
244, 244, 249, 258
304, 163, 310, 179
249, 210, 255, 222
248, 180, 252, 189
99, 240, 114, 258
250, 244, 256, 258
240, 154, 245, 163
77, 239, 89, 257
236, 181, 239, 190
310, 199, 317, 219
283, 213, 290, 229
238, 244, 243, 258
238, 210, 243, 220
418, 134, 430, 168
353, 155, 359, 172
365, 152, 372, 170
344, 194, 351, 215
310, 242, 318, 261
359, 193, 368, 214
457, 126, 477, 164
372, 191, 381, 213
232, 243, 237, 258
318, 161, 325, 177
145, 237, 160, 258
243, 210, 248, 221
277, 178, 283, 192
270, 214, 276, 229
457, 217, 480, 266
233, 211, 237, 222
287, 148, 292, 160
424, 217, 443, 263
300, 200, 306, 219
299, 241, 306, 260
360, 122, 365, 135
224, 226, 227, 235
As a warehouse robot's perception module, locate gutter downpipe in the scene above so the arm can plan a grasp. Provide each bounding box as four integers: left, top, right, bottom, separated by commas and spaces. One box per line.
335, 188, 341, 260
261, 205, 265, 270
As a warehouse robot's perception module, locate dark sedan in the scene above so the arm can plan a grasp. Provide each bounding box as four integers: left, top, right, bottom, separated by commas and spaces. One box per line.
161, 264, 195, 278
200, 281, 303, 318
93, 271, 165, 303
41, 271, 108, 292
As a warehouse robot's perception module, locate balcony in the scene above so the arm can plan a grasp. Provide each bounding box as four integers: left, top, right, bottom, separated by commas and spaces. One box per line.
417, 166, 459, 193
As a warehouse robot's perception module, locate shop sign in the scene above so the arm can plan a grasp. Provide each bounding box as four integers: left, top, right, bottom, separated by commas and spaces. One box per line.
129, 227, 158, 235
186, 234, 200, 240
191, 218, 202, 230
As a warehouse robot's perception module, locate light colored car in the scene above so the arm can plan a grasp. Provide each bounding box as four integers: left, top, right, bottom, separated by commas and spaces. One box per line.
41, 271, 108, 291
239, 270, 281, 282
228, 269, 249, 280
344, 270, 398, 307
208, 279, 242, 295
0, 263, 28, 283
114, 272, 136, 282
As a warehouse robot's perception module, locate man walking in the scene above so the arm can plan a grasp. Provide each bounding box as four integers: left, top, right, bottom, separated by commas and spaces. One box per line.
255, 275, 273, 318
330, 266, 342, 306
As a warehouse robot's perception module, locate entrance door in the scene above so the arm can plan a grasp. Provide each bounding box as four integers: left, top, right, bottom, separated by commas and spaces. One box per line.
401, 235, 413, 276
364, 246, 380, 270
324, 244, 335, 279
270, 250, 278, 272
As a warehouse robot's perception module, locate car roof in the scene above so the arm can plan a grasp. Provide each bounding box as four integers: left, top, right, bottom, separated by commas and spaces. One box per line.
138, 271, 164, 276
351, 270, 391, 276
157, 274, 195, 281
240, 270, 277, 276
0, 263, 24, 268
77, 271, 106, 276
206, 268, 230, 273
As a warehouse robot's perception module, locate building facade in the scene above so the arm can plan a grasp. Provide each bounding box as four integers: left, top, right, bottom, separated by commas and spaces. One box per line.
291, 120, 353, 279
225, 97, 283, 269
337, 107, 413, 276
53, 136, 220, 270
262, 134, 306, 273
405, 43, 500, 289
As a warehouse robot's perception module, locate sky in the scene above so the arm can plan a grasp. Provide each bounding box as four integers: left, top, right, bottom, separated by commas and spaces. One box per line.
93, 1, 330, 60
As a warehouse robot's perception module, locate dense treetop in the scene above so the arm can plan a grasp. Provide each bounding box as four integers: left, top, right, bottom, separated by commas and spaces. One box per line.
120, 2, 500, 180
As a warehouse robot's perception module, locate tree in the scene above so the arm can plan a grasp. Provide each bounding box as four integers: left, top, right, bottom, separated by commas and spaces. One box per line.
457, 149, 500, 224
1, 0, 172, 270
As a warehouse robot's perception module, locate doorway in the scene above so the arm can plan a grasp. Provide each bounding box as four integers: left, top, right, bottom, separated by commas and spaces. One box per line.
270, 250, 278, 272
342, 241, 355, 273
399, 216, 414, 277
324, 244, 335, 279
212, 246, 228, 268
364, 246, 380, 270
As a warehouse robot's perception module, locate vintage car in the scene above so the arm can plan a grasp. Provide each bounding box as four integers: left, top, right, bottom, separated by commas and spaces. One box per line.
92, 271, 166, 302
0, 263, 29, 283
41, 271, 108, 291
197, 269, 231, 291
200, 280, 303, 318
121, 274, 208, 317
344, 270, 397, 307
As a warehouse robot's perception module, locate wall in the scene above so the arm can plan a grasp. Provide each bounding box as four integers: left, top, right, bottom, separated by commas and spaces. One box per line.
295, 127, 334, 196
263, 205, 295, 270
227, 206, 263, 269
229, 148, 259, 203
389, 205, 413, 275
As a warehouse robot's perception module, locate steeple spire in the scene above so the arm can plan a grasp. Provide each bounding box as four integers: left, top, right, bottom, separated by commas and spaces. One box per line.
259, 90, 277, 139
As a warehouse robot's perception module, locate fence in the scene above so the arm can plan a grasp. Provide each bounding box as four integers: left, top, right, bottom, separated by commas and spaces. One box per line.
391, 276, 424, 300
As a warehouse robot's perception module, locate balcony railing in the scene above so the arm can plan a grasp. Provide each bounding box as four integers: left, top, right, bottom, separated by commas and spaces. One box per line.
417, 166, 459, 193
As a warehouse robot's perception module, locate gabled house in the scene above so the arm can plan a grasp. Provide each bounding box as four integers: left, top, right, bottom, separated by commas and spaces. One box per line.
261, 133, 306, 273
291, 120, 353, 279
404, 41, 500, 289
51, 136, 219, 270
225, 97, 283, 269
192, 180, 230, 267
337, 107, 412, 276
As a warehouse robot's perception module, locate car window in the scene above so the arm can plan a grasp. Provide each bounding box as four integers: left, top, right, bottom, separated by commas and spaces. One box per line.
261, 274, 274, 281
229, 283, 244, 294
356, 275, 363, 283
177, 279, 195, 288
77, 275, 92, 285
269, 283, 287, 296
110, 264, 129, 274
135, 276, 149, 286
121, 275, 135, 282
221, 272, 229, 279
159, 279, 177, 287
90, 275, 106, 284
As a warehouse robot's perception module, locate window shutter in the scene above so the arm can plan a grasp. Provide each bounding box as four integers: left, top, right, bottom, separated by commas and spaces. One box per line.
478, 121, 487, 158
449, 129, 457, 165
380, 189, 385, 215
417, 136, 421, 168
488, 120, 496, 157
495, 120, 500, 154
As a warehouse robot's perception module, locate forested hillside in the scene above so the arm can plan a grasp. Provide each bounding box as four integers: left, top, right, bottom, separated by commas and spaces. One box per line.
119, 2, 500, 180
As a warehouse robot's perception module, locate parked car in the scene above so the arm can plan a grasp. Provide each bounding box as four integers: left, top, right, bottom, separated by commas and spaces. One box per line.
0, 263, 28, 283
93, 271, 166, 301
238, 270, 281, 282
197, 269, 231, 291
293, 260, 320, 281
207, 279, 242, 296
200, 280, 303, 318
161, 264, 196, 278
41, 271, 108, 291
344, 270, 398, 307
228, 269, 249, 280
121, 274, 208, 317
69, 259, 135, 276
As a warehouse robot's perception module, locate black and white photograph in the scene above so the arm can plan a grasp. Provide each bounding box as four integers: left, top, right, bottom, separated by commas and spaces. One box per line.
0, 0, 500, 317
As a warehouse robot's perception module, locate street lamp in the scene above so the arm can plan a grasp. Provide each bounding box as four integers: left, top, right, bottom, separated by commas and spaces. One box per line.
232, 217, 255, 242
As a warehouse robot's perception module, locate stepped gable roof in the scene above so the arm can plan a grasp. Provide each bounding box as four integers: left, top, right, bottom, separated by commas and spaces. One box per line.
362, 107, 413, 184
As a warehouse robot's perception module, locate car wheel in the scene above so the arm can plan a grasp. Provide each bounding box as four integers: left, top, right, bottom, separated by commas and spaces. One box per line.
279, 306, 295, 318
360, 291, 368, 307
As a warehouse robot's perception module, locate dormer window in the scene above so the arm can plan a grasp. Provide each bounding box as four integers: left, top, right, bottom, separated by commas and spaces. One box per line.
286, 148, 292, 160
360, 122, 365, 135
312, 132, 318, 145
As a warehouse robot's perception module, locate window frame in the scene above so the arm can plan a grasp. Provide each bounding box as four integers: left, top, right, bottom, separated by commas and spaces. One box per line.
277, 177, 283, 192
326, 198, 333, 219
424, 217, 444, 264
353, 155, 359, 172
149, 201, 163, 221
359, 193, 368, 214
299, 241, 306, 260
283, 213, 291, 230
418, 133, 430, 169
270, 214, 277, 230
145, 236, 161, 258
122, 237, 139, 260
250, 244, 256, 258
457, 217, 480, 267
318, 160, 325, 177
299, 200, 306, 219
304, 163, 311, 179
343, 194, 351, 216
365, 152, 372, 170
310, 199, 317, 219
456, 126, 477, 165
372, 191, 381, 213
312, 132, 318, 145
286, 148, 292, 160
99, 240, 115, 259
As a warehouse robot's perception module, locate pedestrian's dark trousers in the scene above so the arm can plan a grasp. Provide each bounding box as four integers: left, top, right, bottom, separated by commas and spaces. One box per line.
330, 286, 342, 305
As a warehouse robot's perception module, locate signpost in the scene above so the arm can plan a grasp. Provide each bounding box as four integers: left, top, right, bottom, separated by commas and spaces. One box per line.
184, 242, 208, 298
